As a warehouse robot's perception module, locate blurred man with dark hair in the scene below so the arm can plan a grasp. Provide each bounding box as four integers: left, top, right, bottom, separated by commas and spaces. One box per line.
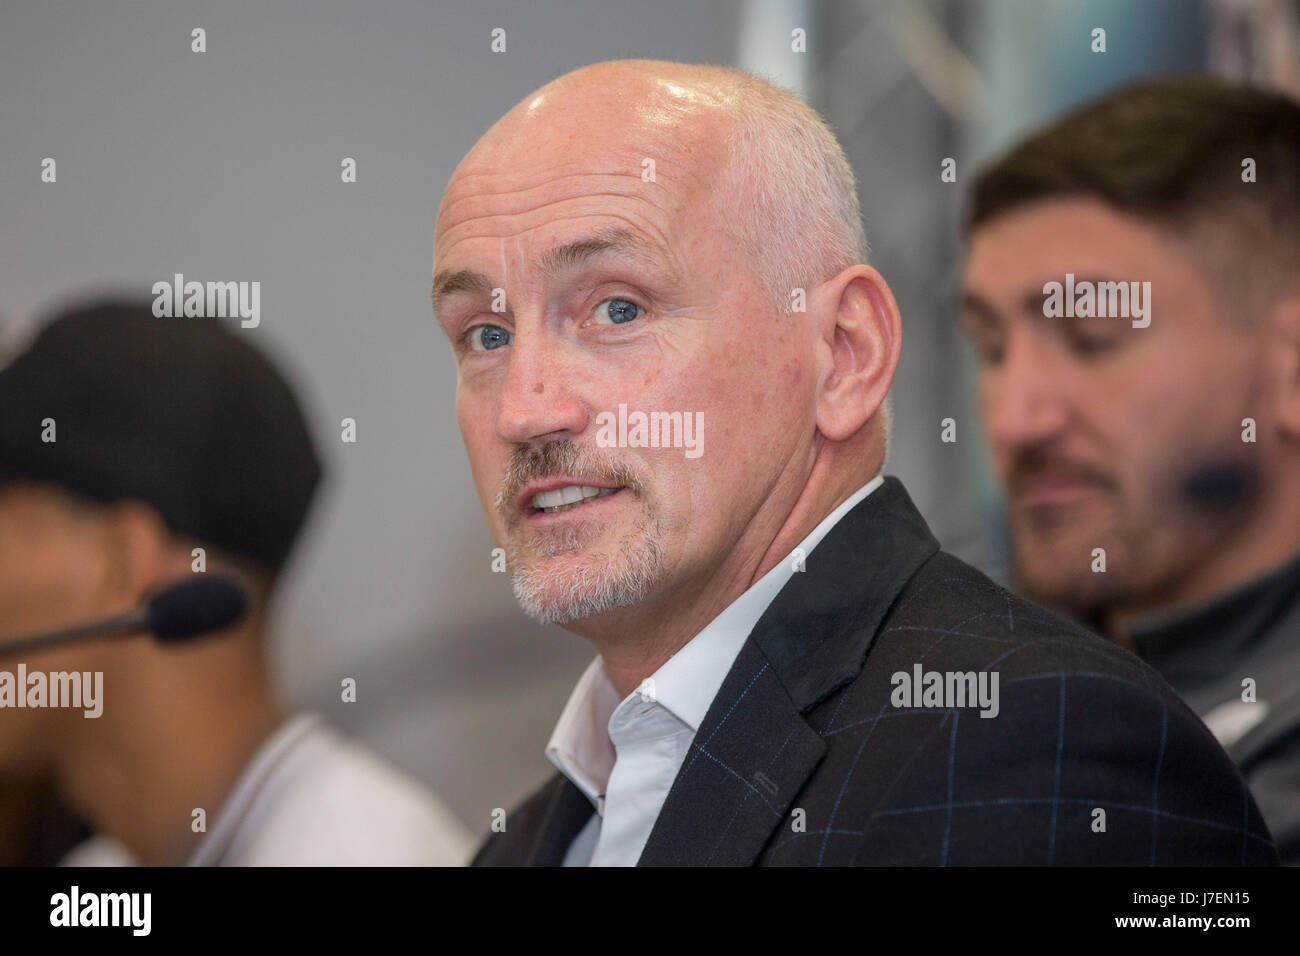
962, 76, 1300, 863
0, 301, 471, 865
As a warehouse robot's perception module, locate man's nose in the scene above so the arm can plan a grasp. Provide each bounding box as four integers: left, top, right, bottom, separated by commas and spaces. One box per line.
982, 333, 1072, 454
495, 328, 588, 445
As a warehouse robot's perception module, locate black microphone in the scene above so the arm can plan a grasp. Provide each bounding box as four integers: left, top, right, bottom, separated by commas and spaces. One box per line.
1179, 460, 1259, 512
0, 577, 248, 657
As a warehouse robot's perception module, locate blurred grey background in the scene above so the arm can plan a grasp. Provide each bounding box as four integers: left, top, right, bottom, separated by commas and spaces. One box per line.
2, 0, 1295, 839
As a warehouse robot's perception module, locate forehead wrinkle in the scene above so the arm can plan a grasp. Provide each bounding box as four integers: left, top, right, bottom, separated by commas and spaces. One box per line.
535, 225, 677, 282
435, 218, 687, 317
436, 199, 686, 286
438, 164, 693, 232
438, 170, 640, 226
437, 188, 671, 253
445, 163, 648, 192
438, 130, 709, 222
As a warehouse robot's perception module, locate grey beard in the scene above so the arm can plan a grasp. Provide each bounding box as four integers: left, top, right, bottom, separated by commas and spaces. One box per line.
509, 514, 664, 625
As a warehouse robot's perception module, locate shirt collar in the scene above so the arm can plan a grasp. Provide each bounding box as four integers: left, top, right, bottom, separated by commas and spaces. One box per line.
545, 474, 884, 805
544, 656, 621, 809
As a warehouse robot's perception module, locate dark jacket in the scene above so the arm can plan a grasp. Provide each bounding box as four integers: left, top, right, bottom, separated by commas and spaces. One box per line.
474, 477, 1278, 865
1129, 547, 1300, 865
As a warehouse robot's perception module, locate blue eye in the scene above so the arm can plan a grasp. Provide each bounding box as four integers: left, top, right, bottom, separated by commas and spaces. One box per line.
595, 298, 643, 325
468, 325, 512, 351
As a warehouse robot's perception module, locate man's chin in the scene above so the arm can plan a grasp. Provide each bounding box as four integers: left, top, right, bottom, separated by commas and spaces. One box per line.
1011, 535, 1122, 618
509, 542, 664, 627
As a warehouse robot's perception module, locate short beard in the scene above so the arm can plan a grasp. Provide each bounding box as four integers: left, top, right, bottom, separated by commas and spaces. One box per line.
1012, 454, 1266, 623
1013, 537, 1129, 619
1010, 503, 1138, 619
509, 512, 665, 625
495, 439, 663, 626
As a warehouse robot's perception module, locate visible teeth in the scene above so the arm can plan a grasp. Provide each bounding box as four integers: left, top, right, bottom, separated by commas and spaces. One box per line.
531, 485, 619, 513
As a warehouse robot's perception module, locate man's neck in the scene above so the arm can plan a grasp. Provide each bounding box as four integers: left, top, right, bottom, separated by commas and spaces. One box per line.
58, 636, 282, 865
575, 457, 876, 699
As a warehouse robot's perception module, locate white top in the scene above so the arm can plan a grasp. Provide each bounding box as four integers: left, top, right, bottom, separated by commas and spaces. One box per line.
59, 713, 474, 866
546, 475, 885, 866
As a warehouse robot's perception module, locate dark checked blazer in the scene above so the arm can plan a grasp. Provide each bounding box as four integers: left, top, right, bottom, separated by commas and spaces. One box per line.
473, 477, 1278, 866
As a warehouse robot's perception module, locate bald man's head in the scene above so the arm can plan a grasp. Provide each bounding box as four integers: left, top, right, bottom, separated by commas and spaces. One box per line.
437, 59, 866, 313
433, 59, 899, 630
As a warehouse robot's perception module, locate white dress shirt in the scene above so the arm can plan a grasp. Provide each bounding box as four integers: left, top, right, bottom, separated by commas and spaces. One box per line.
60, 712, 474, 866
546, 474, 884, 866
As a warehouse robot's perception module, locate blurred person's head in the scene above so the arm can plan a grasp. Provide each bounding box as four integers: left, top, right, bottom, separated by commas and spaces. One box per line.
961, 77, 1300, 639
432, 60, 900, 675
0, 300, 321, 861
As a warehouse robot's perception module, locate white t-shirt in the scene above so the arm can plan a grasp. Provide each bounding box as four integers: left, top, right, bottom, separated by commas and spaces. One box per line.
60, 713, 473, 866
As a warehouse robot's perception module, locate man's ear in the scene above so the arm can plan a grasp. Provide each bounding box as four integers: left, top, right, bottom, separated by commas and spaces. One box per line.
814, 265, 902, 442
98, 499, 172, 608
1266, 295, 1300, 441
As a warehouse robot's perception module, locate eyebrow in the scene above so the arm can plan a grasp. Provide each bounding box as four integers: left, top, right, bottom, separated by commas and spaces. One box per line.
958, 291, 1001, 330
432, 226, 673, 317
959, 286, 1093, 326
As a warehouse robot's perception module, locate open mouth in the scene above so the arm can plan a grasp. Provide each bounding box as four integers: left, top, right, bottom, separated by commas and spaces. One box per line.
529, 485, 623, 515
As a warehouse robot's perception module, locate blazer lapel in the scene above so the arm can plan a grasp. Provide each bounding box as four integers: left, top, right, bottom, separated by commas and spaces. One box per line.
753, 476, 940, 712
638, 476, 940, 865
638, 638, 827, 865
